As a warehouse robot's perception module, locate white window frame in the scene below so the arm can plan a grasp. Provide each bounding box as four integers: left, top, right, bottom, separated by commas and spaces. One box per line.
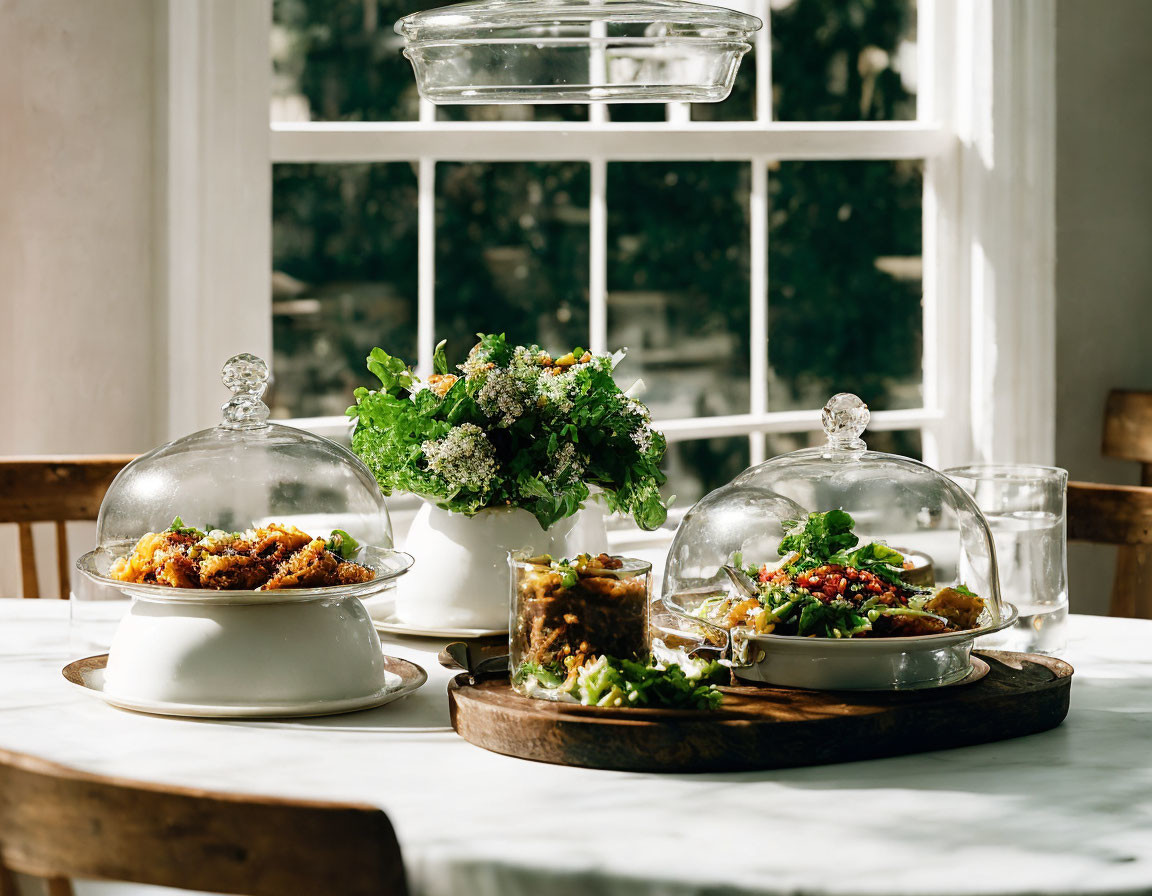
157, 0, 1056, 486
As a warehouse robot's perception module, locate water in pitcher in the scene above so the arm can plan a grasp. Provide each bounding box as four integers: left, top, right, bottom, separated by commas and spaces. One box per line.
973, 510, 1068, 654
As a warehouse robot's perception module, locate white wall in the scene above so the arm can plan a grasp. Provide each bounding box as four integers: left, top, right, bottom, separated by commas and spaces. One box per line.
0, 0, 159, 597
1055, 0, 1152, 615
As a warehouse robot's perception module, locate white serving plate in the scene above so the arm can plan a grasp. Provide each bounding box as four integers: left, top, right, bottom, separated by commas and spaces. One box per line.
731, 602, 1019, 691
368, 601, 506, 639
63, 654, 427, 719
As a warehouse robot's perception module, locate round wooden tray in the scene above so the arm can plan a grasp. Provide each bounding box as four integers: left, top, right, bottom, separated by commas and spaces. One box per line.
447, 650, 1073, 773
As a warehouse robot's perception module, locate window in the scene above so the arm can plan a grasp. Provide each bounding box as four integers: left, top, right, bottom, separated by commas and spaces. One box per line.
164, 0, 1055, 526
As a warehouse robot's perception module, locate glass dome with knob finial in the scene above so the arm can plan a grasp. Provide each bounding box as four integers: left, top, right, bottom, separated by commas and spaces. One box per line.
662, 392, 1006, 631
93, 353, 396, 553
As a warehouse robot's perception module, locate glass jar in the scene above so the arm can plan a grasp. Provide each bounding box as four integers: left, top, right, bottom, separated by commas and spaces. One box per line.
509, 552, 651, 699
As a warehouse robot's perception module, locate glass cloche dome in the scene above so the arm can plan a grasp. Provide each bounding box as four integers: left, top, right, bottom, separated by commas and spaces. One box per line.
663, 393, 1005, 627
96, 354, 394, 549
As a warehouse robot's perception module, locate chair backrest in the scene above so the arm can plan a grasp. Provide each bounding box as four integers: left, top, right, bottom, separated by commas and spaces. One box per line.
1068, 481, 1152, 546
0, 748, 408, 896
1103, 390, 1152, 482
0, 456, 134, 599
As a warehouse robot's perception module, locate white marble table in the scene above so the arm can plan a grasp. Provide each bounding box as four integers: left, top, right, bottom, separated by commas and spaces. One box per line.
2, 599, 1150, 896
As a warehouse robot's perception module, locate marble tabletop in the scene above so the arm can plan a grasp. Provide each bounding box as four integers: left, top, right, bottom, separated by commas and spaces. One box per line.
2, 598, 1150, 896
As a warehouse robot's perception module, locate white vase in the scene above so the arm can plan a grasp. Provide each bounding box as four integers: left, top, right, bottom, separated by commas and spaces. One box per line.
394, 500, 609, 630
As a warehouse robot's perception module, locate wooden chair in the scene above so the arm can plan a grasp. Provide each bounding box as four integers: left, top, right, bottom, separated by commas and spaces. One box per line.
0, 456, 134, 599
0, 747, 408, 896
1066, 388, 1152, 618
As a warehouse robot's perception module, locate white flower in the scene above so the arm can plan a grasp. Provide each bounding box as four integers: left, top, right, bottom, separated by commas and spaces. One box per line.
477, 367, 535, 427
459, 344, 495, 379
535, 370, 574, 415
631, 427, 653, 453
421, 424, 497, 492
548, 442, 585, 484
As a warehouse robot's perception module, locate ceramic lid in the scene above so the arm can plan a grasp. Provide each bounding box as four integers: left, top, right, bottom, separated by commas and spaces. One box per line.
396, 0, 763, 42
95, 354, 394, 549
662, 392, 1004, 621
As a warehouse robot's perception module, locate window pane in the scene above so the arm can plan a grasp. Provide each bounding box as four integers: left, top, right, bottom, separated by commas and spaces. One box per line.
662, 437, 751, 506
865, 428, 922, 460
608, 103, 666, 123
436, 163, 590, 363
271, 163, 418, 418
436, 104, 588, 123
272, 0, 424, 122
771, 0, 917, 122
608, 162, 751, 420
763, 429, 922, 460
767, 159, 923, 411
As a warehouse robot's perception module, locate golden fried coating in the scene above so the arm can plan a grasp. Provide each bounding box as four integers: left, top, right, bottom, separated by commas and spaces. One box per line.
261, 538, 339, 590
334, 561, 375, 585
108, 524, 374, 591
198, 553, 273, 590
924, 586, 986, 630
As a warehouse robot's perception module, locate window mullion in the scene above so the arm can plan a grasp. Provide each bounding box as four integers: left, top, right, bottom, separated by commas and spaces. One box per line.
589, 158, 608, 355
749, 157, 769, 465
416, 157, 436, 379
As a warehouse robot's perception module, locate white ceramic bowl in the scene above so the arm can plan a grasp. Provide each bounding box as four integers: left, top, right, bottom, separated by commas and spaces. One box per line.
77, 543, 413, 707
104, 596, 388, 705
730, 603, 1019, 691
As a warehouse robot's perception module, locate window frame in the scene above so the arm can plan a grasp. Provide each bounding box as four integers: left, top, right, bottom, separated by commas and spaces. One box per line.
158, 0, 1056, 485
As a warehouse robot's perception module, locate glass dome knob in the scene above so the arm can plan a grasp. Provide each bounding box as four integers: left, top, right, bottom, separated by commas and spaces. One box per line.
220, 353, 270, 431
822, 392, 869, 451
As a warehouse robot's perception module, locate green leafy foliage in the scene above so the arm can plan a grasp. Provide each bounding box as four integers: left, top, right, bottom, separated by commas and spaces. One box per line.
779, 509, 858, 560
515, 656, 726, 710
778, 510, 914, 588
348, 334, 668, 530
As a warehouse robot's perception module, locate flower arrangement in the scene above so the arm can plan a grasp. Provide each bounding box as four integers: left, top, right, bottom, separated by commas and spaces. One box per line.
348, 333, 669, 530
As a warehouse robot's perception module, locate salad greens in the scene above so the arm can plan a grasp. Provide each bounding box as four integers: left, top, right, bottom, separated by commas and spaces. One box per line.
704, 510, 984, 639
514, 655, 726, 710
348, 333, 668, 530
776, 510, 913, 587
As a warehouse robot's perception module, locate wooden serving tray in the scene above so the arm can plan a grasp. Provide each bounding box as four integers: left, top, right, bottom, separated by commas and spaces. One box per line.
447, 650, 1072, 773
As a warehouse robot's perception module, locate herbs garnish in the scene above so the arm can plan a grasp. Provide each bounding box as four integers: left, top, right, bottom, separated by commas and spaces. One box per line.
325, 529, 360, 560
166, 517, 206, 540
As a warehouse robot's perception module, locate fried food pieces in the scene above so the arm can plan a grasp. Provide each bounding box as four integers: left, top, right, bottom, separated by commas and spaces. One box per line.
924, 586, 986, 630
109, 523, 375, 591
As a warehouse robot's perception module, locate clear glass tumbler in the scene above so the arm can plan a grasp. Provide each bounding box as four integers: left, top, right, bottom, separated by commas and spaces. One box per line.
945, 465, 1068, 654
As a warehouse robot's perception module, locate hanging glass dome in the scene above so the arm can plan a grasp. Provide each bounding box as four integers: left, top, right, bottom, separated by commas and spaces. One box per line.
396, 0, 763, 105
95, 354, 394, 551
662, 393, 1015, 690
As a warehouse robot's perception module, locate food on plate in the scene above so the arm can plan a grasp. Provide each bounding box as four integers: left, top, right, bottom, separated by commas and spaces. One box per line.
692, 510, 986, 639
510, 552, 724, 709
108, 518, 374, 590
